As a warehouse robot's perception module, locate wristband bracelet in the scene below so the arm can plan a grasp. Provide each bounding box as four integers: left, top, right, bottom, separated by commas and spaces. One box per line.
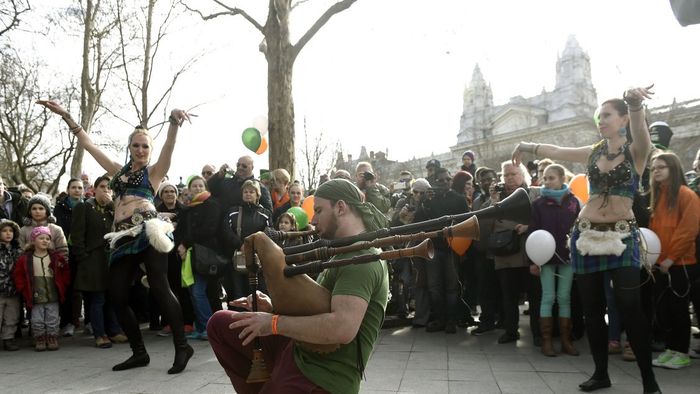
628, 105, 644, 113
169, 115, 179, 126
70, 125, 82, 134
271, 314, 279, 335
534, 144, 541, 156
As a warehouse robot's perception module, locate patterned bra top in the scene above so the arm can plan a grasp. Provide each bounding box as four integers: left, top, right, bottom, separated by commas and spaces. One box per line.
109, 163, 155, 202
587, 140, 639, 204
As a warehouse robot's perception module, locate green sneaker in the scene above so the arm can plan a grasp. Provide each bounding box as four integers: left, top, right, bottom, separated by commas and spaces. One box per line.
652, 349, 675, 367
665, 353, 690, 370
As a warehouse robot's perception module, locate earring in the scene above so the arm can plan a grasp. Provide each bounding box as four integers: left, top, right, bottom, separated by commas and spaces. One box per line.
618, 127, 627, 137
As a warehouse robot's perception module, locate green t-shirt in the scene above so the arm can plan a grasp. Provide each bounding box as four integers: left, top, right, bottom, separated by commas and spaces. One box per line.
293, 247, 389, 394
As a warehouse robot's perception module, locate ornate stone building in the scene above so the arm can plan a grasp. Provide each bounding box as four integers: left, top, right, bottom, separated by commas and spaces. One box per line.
336, 36, 700, 184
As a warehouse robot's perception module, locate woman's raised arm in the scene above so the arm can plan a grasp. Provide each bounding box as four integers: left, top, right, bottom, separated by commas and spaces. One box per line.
512, 142, 592, 167
149, 109, 191, 183
36, 100, 122, 175
623, 85, 654, 175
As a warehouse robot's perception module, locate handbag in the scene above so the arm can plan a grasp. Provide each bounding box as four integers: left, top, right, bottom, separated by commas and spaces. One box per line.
488, 229, 521, 256
192, 243, 228, 277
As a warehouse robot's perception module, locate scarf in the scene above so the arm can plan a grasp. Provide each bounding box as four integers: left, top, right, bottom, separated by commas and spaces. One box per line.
272, 191, 290, 210
541, 183, 570, 204
189, 191, 211, 207
314, 179, 388, 232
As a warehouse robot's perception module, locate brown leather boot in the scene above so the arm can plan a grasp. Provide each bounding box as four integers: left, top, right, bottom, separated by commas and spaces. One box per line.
540, 317, 556, 357
559, 317, 579, 356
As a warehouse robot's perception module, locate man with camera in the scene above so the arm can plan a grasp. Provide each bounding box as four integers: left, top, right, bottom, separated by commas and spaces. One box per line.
389, 171, 414, 210
208, 155, 273, 212
417, 168, 469, 333
354, 162, 391, 214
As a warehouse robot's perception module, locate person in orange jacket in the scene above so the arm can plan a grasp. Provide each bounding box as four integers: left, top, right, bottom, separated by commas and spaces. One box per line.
648, 152, 700, 370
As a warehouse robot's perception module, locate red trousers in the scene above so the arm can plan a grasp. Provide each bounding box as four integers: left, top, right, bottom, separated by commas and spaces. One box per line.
207, 310, 329, 394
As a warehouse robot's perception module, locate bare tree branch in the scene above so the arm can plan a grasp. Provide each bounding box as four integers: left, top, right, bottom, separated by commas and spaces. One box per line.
291, 0, 311, 11
180, 0, 264, 33
0, 0, 31, 38
292, 0, 356, 59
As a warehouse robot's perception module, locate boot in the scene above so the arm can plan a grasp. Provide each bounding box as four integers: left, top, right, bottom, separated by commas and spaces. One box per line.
540, 317, 556, 357
34, 335, 46, 352
113, 342, 150, 371
46, 335, 59, 351
559, 317, 579, 356
168, 341, 194, 374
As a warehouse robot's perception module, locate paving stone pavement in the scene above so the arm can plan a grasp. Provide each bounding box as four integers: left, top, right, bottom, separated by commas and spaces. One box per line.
1, 319, 698, 393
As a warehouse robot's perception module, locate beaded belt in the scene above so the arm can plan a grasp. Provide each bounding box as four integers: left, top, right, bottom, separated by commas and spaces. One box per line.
576, 218, 636, 233
115, 210, 159, 231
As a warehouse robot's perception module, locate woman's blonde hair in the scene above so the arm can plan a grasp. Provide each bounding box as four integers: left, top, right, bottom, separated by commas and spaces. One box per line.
128, 126, 153, 145
271, 168, 291, 186
241, 179, 261, 201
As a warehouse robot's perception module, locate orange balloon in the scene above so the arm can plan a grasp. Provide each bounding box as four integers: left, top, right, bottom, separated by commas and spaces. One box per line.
569, 174, 589, 204
301, 195, 315, 222
255, 137, 268, 155
448, 237, 472, 256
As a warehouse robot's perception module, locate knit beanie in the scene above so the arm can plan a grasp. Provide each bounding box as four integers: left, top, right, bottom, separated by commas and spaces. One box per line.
411, 178, 431, 192
30, 226, 52, 241
157, 181, 179, 198
462, 150, 476, 161
25, 194, 55, 225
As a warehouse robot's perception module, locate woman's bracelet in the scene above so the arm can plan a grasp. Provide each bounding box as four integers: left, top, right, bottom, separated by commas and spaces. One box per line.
628, 105, 644, 113
169, 115, 179, 126
69, 125, 82, 134
519, 142, 539, 155
271, 314, 280, 335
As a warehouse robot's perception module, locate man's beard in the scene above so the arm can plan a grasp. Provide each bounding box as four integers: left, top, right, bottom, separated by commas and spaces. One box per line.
320, 215, 339, 240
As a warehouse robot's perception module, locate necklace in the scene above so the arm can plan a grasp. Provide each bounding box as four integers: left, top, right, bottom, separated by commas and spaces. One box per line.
602, 141, 624, 161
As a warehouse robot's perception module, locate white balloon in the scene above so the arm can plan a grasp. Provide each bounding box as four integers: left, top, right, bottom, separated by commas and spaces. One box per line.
639, 227, 661, 266
252, 115, 268, 136
525, 230, 556, 266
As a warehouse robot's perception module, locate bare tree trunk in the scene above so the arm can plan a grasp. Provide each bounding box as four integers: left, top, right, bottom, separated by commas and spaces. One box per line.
141, 0, 156, 128
71, 0, 94, 177
265, 0, 295, 175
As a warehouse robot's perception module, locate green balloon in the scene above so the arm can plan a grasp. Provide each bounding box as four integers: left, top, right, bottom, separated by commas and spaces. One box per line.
287, 207, 308, 230
593, 108, 600, 128
242, 127, 262, 152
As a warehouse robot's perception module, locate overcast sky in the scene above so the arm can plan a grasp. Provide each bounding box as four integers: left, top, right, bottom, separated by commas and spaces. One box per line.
13, 0, 700, 185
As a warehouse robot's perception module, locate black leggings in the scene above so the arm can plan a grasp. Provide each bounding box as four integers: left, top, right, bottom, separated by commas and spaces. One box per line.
109, 246, 185, 349
577, 266, 656, 388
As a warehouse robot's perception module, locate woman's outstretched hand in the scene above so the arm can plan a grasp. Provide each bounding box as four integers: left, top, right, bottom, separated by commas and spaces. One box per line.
36, 99, 69, 118
170, 108, 191, 127
624, 84, 655, 105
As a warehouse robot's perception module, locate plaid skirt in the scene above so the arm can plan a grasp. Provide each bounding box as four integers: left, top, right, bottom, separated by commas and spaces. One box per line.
570, 226, 641, 274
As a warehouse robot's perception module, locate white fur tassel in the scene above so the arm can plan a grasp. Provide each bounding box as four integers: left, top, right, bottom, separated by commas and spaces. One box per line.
145, 219, 174, 253
576, 230, 629, 257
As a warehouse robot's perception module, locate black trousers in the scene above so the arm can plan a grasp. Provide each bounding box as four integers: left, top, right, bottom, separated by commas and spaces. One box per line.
109, 246, 185, 349
577, 266, 655, 386
475, 253, 501, 326
497, 266, 540, 338
655, 264, 700, 352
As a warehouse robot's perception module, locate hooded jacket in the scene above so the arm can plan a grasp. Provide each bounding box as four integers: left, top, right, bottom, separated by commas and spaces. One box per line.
13, 250, 70, 308
0, 219, 22, 296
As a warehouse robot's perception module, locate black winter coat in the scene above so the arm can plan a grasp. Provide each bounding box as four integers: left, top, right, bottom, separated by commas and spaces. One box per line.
71, 198, 113, 291
208, 173, 273, 213
175, 197, 225, 255
222, 203, 271, 258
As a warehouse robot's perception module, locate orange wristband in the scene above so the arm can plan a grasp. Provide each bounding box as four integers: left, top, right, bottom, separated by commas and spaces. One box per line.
271, 315, 279, 335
